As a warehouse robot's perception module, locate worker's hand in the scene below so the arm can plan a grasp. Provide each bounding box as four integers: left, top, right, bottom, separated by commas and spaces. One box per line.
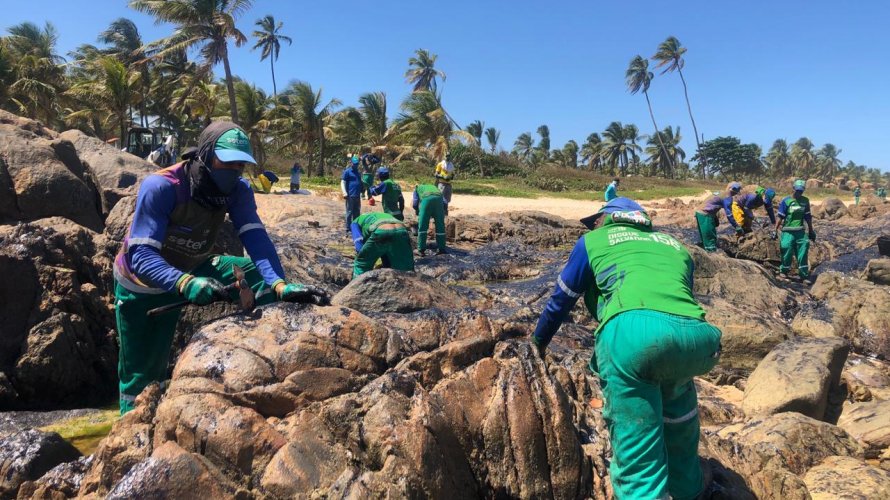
770, 230, 778, 241
178, 276, 229, 306
276, 283, 331, 305
341, 193, 348, 200
808, 229, 817, 242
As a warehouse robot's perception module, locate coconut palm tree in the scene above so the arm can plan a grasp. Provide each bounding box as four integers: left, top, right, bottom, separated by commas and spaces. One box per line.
465, 120, 484, 147
130, 0, 252, 124
513, 132, 535, 163
602, 121, 642, 175
404, 49, 446, 93
275, 80, 341, 175
65, 56, 141, 143
580, 133, 603, 171
817, 143, 842, 179
393, 90, 470, 162
653, 36, 704, 174
234, 80, 269, 165
5, 21, 66, 125
561, 140, 579, 169
484, 127, 500, 153
98, 18, 152, 125
765, 139, 791, 178
626, 55, 673, 176
536, 124, 551, 160
790, 137, 817, 178
252, 15, 291, 97
357, 91, 395, 152
645, 126, 685, 178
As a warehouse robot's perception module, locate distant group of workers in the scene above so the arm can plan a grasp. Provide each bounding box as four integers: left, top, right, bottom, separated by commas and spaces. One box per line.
853, 185, 888, 205
341, 152, 452, 278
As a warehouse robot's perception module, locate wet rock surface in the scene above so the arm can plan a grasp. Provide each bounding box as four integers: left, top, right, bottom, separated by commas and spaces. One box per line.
0, 429, 81, 498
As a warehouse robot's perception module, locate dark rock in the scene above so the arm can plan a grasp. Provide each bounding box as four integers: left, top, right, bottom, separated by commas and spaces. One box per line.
0, 429, 81, 498
333, 268, 470, 314
15, 455, 92, 500
814, 197, 848, 221
863, 258, 890, 286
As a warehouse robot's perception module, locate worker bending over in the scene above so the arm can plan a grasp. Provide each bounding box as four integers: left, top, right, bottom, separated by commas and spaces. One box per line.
368, 167, 405, 220
728, 186, 776, 235
413, 183, 448, 255
350, 212, 415, 278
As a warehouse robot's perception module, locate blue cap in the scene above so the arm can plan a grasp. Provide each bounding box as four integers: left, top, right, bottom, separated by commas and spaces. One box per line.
580, 197, 646, 229
377, 166, 390, 178
764, 188, 775, 202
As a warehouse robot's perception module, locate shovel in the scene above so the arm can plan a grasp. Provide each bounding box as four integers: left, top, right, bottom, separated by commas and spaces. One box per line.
146, 264, 256, 317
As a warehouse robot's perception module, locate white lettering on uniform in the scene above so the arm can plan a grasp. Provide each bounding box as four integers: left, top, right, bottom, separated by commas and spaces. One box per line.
606, 229, 682, 250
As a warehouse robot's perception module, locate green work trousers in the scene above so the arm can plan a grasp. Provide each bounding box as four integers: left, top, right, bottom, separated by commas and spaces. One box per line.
854, 195, 860, 205
779, 230, 810, 278
417, 196, 446, 252
353, 228, 415, 278
362, 173, 374, 198
694, 212, 718, 252
593, 310, 722, 500
114, 255, 277, 414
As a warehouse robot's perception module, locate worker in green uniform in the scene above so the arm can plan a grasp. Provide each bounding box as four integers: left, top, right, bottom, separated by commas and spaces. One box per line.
412, 184, 448, 255
775, 179, 816, 280
368, 167, 405, 221
360, 153, 380, 200
853, 185, 861, 205
350, 212, 415, 278
531, 197, 722, 500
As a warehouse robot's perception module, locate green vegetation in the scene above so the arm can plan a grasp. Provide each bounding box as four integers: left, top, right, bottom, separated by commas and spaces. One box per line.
1, 5, 886, 189
39, 408, 119, 455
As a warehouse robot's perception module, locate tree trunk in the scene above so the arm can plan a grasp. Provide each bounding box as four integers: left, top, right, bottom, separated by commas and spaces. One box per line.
316, 122, 325, 177
119, 117, 127, 155
645, 90, 673, 178
221, 44, 239, 124
677, 68, 704, 176
270, 57, 277, 97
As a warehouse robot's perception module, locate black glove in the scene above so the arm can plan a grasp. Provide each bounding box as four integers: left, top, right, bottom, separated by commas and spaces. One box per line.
278, 283, 331, 305
179, 276, 228, 306
808, 229, 816, 242
770, 231, 778, 241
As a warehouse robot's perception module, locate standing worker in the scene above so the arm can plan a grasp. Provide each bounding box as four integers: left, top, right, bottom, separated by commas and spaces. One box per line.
413, 183, 448, 255
604, 177, 620, 202
775, 179, 816, 280
360, 153, 380, 201
531, 197, 722, 500
368, 167, 405, 220
350, 212, 415, 278
728, 186, 776, 235
289, 162, 303, 193
853, 185, 861, 205
341, 154, 363, 232
434, 152, 455, 214
113, 122, 329, 414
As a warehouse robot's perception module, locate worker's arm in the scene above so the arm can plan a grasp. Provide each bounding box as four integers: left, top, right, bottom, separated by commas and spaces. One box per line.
532, 237, 594, 351
350, 222, 364, 252
412, 191, 420, 213
764, 200, 776, 225
397, 193, 405, 212
227, 181, 286, 286
369, 182, 386, 197
775, 197, 788, 232
723, 198, 738, 228
805, 200, 815, 239
126, 175, 184, 291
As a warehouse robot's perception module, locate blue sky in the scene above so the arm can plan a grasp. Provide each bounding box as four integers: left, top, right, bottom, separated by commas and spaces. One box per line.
5, 0, 889, 170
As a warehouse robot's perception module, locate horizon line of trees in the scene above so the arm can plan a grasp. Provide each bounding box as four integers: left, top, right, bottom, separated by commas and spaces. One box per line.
0, 1, 886, 185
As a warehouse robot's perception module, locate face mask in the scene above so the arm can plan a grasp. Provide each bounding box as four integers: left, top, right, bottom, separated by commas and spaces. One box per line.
210, 168, 243, 195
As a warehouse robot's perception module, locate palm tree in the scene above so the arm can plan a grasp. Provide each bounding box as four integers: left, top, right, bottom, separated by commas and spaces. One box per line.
130, 0, 253, 124
465, 120, 484, 146
98, 18, 151, 126
484, 127, 500, 153
65, 56, 141, 143
275, 80, 341, 175
174, 76, 222, 126
602, 121, 642, 175
234, 80, 269, 165
513, 132, 535, 163
817, 143, 842, 179
653, 36, 704, 174
645, 126, 685, 178
561, 140, 579, 168
790, 137, 817, 178
5, 21, 66, 125
580, 133, 603, 171
252, 15, 291, 97
357, 91, 395, 152
404, 49, 446, 93
393, 90, 470, 162
536, 124, 551, 160
765, 139, 791, 178
626, 55, 673, 176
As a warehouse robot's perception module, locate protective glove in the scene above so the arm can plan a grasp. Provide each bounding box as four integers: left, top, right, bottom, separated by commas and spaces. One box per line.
178, 275, 228, 306
770, 230, 778, 241
808, 229, 816, 242
277, 283, 331, 305
735, 227, 744, 236
531, 336, 548, 358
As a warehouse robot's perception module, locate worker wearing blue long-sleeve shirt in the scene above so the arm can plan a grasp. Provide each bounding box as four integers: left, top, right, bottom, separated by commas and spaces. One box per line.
113, 122, 329, 414
728, 187, 776, 234
531, 197, 722, 500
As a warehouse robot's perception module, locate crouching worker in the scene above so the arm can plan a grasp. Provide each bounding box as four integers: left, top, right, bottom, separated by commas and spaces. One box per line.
531, 197, 722, 500
368, 167, 405, 220
729, 186, 776, 235
350, 212, 415, 278
113, 122, 330, 414
413, 184, 448, 255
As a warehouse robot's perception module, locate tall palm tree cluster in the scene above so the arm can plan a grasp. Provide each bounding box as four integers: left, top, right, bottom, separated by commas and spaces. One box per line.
0, 13, 880, 183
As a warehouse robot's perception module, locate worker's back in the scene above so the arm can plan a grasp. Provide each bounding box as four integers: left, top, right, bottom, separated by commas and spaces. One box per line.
583, 215, 704, 333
